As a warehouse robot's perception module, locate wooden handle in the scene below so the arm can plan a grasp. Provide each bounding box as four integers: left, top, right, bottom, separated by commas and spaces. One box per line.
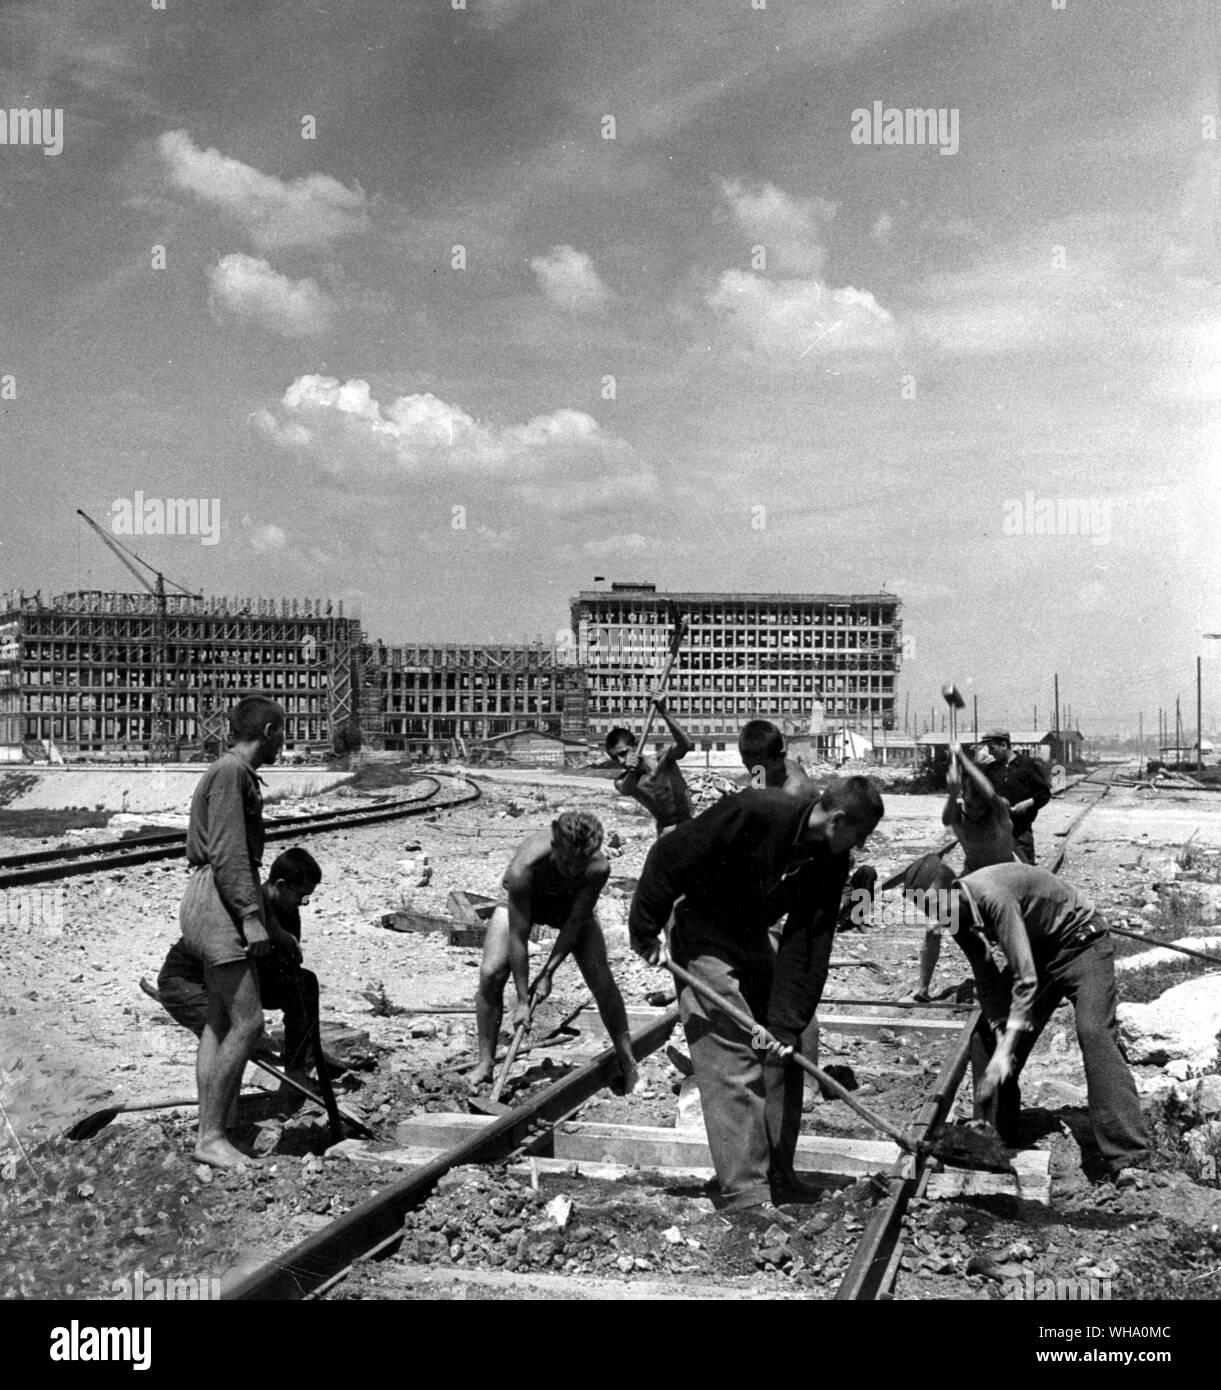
633, 616, 688, 759
664, 959, 915, 1152
489, 1021, 528, 1102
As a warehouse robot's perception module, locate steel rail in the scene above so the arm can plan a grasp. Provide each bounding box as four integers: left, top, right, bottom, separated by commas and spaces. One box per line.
223, 1007, 681, 1300
0, 778, 442, 870
0, 778, 479, 890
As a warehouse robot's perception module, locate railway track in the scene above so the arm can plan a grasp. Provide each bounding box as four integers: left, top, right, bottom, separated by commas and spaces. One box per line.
0, 774, 480, 890
207, 765, 1118, 1302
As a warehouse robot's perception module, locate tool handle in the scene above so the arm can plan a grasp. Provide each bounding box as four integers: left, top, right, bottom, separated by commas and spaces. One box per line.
663, 959, 915, 1152
633, 616, 688, 759
489, 1021, 529, 1102
1105, 924, 1221, 967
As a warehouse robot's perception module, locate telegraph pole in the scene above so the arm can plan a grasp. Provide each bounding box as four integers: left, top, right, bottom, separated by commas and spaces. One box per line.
1198, 657, 1204, 774
1138, 710, 1143, 776
973, 695, 979, 742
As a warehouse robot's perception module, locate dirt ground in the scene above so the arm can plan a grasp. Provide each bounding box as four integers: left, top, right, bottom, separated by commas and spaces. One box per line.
3, 762, 1221, 1300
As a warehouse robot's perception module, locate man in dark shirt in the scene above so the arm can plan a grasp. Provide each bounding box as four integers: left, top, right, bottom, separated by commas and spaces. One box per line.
630, 777, 884, 1220
976, 729, 1052, 863
893, 857, 1152, 1181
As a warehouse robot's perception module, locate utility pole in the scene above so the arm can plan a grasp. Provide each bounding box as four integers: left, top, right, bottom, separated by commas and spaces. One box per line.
1176, 696, 1183, 759
973, 694, 979, 743
1034, 704, 1038, 729
1198, 657, 1204, 774
904, 690, 910, 735
1138, 710, 1143, 776
1053, 674, 1060, 762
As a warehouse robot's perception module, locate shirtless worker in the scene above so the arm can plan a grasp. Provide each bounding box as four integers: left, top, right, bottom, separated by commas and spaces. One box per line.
904, 739, 1018, 1001
471, 810, 640, 1094
605, 696, 694, 835
179, 695, 284, 1169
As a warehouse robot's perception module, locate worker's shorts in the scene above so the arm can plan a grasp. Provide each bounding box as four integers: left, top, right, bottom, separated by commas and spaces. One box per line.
179, 865, 250, 968
157, 941, 210, 1037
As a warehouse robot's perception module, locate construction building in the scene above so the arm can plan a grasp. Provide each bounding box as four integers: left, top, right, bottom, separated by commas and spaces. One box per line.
363, 642, 586, 758
570, 581, 902, 753
0, 590, 364, 760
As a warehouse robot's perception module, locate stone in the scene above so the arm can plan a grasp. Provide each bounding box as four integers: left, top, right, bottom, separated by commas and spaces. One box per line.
1184, 1120, 1221, 1164
676, 1075, 704, 1131
1118, 975, 1221, 1073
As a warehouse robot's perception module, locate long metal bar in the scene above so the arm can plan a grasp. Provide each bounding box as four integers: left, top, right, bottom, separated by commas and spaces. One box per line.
223, 1007, 680, 1301
834, 1008, 983, 1301
0, 781, 478, 890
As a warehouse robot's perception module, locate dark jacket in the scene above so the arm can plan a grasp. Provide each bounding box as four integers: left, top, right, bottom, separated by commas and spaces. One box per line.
629, 789, 848, 1043
982, 754, 1051, 843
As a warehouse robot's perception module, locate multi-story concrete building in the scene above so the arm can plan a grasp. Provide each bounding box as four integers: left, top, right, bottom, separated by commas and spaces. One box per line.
570, 581, 902, 752
0, 590, 363, 759
364, 642, 585, 757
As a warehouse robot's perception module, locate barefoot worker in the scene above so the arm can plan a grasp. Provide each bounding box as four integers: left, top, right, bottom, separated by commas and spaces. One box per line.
178, 695, 284, 1169
471, 810, 641, 1094
629, 778, 885, 1223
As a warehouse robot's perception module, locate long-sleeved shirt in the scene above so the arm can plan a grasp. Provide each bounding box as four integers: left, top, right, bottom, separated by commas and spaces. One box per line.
629, 789, 849, 1042
184, 750, 265, 924
954, 862, 1101, 1031
981, 754, 1051, 843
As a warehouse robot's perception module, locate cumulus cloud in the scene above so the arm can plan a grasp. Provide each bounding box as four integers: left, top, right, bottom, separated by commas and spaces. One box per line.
209, 254, 333, 337
158, 130, 369, 250
721, 180, 836, 277
707, 270, 897, 357
530, 245, 611, 313
253, 376, 654, 509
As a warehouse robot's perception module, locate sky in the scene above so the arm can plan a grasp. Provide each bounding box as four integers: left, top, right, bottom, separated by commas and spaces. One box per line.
0, 0, 1218, 738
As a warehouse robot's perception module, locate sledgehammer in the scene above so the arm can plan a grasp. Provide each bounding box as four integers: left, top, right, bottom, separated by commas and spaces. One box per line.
941, 682, 965, 743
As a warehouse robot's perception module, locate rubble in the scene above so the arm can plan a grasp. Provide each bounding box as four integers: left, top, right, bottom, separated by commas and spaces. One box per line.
1118, 974, 1221, 1072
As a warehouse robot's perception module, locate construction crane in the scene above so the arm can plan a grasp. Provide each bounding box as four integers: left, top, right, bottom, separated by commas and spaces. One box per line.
76, 509, 204, 762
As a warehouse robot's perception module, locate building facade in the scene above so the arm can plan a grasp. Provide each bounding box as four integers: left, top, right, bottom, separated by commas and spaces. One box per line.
570, 582, 902, 750
364, 642, 585, 757
0, 590, 363, 758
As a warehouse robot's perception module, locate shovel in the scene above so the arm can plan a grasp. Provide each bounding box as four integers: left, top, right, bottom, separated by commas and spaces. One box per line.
470, 942, 569, 1117
664, 959, 1013, 1174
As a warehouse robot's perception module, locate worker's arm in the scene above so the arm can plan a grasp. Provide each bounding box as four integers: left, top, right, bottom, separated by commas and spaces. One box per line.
941, 755, 961, 827
503, 872, 536, 1028
206, 764, 269, 955
1009, 758, 1052, 817
533, 864, 608, 1003
769, 858, 847, 1044
614, 751, 643, 796
947, 923, 1009, 1031
654, 697, 694, 758
955, 747, 1009, 814
972, 897, 1039, 1097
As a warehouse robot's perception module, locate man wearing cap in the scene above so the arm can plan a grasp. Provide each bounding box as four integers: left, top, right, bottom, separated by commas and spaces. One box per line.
976, 729, 1052, 865
629, 777, 885, 1223
891, 855, 1152, 1183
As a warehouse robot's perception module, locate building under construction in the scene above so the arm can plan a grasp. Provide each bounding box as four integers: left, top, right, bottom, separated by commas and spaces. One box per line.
0, 590, 364, 759
571, 581, 903, 751
363, 642, 585, 758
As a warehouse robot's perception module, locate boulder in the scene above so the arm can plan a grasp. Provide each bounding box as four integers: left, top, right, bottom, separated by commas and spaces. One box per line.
1172, 1073, 1221, 1125
1118, 975, 1221, 1074
1184, 1120, 1221, 1165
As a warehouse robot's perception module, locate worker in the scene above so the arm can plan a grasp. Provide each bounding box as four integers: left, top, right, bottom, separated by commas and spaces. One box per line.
976, 729, 1052, 864
178, 695, 284, 1169
470, 810, 640, 1095
629, 778, 885, 1225
605, 695, 694, 835
890, 855, 1153, 1183
156, 847, 324, 1093
903, 739, 1019, 1001
738, 718, 816, 796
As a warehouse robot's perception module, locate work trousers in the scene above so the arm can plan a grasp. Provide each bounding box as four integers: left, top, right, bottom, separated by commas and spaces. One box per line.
673, 920, 804, 1211
970, 927, 1151, 1173
258, 960, 320, 1071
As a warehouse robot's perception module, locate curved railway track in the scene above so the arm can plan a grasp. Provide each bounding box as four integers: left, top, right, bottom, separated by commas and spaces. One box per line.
0, 773, 480, 890
207, 766, 1121, 1301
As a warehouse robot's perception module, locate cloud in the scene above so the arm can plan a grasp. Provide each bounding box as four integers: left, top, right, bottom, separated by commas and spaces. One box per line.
208, 254, 333, 337
582, 533, 649, 556
158, 131, 369, 250
707, 270, 898, 357
254, 376, 655, 509
721, 180, 836, 277
530, 245, 611, 313
241, 516, 288, 553
872, 212, 894, 244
